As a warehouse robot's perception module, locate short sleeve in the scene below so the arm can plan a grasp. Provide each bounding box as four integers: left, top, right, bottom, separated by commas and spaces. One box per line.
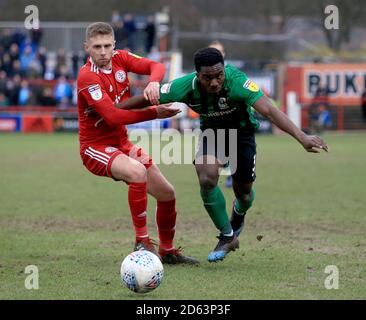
230, 75, 264, 106
77, 71, 110, 107
159, 73, 196, 104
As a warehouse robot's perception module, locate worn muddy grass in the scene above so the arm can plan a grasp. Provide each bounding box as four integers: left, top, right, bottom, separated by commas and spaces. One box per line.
0, 132, 365, 299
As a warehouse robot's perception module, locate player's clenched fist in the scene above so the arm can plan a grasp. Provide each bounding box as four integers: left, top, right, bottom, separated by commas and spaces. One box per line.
156, 104, 181, 119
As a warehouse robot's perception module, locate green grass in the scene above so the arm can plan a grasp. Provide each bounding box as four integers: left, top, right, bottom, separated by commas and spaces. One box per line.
0, 132, 365, 299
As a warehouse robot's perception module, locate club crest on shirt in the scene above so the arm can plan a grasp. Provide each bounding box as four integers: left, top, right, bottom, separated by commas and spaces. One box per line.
88, 84, 103, 101
115, 70, 126, 83
105, 147, 118, 153
243, 79, 259, 92
218, 97, 229, 110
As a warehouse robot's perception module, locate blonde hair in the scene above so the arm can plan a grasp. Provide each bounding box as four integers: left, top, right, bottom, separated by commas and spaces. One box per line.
208, 40, 225, 58
86, 22, 114, 40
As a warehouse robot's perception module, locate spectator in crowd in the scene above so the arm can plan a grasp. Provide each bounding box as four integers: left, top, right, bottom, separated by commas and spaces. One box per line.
38, 87, 56, 106
112, 20, 126, 49
19, 36, 37, 56
55, 48, 67, 78
0, 46, 4, 64
54, 75, 72, 105
361, 89, 366, 122
9, 43, 20, 62
71, 52, 81, 80
310, 84, 329, 132
110, 9, 122, 24
209, 40, 226, 58
0, 71, 7, 93
312, 84, 329, 107
313, 104, 332, 134
20, 45, 36, 76
18, 79, 32, 106
72, 81, 77, 106
1, 29, 14, 50
144, 15, 156, 54
30, 28, 43, 47
1, 53, 13, 76
11, 60, 23, 78
38, 47, 47, 78
11, 29, 26, 48
59, 64, 71, 79
6, 75, 21, 105
123, 14, 137, 51
0, 93, 9, 107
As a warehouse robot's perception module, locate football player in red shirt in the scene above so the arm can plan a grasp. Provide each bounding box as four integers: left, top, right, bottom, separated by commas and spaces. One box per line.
77, 22, 198, 264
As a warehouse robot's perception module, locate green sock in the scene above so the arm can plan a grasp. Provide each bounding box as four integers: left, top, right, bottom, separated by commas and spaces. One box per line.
234, 188, 256, 215
200, 186, 232, 235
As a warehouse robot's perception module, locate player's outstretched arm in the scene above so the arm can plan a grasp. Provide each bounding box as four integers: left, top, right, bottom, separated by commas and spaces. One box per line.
116, 95, 151, 110
115, 95, 179, 118
115, 94, 178, 118
253, 96, 329, 153
156, 104, 181, 118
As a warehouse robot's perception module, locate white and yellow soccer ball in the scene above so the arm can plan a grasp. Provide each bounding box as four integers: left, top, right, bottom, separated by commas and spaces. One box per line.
120, 250, 164, 293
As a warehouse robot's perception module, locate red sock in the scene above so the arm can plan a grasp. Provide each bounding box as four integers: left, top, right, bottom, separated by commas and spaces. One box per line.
156, 199, 176, 251
128, 182, 148, 240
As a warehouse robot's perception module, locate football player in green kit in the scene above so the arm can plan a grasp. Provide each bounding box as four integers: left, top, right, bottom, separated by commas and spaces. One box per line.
118, 47, 329, 263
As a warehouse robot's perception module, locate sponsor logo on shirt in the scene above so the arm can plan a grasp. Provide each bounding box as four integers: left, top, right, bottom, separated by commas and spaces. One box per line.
160, 83, 172, 94
243, 79, 259, 92
88, 84, 103, 101
200, 108, 237, 117
115, 70, 127, 83
109, 84, 113, 92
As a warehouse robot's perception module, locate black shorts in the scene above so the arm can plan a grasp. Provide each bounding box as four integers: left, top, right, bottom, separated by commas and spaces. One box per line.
195, 129, 257, 183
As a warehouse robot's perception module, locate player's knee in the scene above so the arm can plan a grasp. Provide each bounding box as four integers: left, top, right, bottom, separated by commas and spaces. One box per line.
165, 183, 176, 200
126, 163, 147, 183
198, 174, 218, 191
158, 183, 176, 201
240, 192, 252, 203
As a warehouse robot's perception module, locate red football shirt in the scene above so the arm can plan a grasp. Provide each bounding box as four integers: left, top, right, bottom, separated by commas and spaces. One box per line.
77, 50, 165, 152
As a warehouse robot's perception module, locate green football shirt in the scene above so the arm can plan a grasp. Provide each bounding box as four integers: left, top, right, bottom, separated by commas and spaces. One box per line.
159, 64, 264, 131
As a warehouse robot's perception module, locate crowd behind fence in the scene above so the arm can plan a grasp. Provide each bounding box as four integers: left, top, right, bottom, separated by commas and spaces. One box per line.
1, 18, 366, 132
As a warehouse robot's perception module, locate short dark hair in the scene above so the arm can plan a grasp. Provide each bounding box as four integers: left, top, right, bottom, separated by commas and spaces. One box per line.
194, 47, 224, 72
86, 22, 114, 40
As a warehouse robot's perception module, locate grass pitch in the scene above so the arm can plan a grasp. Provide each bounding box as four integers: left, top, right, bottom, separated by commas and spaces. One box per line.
0, 131, 365, 299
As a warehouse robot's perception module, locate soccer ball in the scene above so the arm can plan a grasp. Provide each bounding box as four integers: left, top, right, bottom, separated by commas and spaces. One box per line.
120, 250, 164, 293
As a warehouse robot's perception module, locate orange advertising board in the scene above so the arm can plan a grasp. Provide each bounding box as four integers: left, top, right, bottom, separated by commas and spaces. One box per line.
301, 63, 366, 106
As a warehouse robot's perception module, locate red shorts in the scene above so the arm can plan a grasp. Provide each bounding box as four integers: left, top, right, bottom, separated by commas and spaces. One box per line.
81, 140, 153, 179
